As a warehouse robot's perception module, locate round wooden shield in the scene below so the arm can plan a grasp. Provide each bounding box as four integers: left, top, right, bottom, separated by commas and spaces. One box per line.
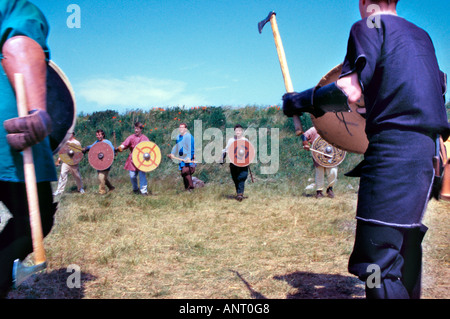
311, 136, 346, 168
58, 142, 83, 165
310, 63, 368, 154
227, 139, 256, 167
88, 142, 114, 171
444, 137, 450, 160
132, 141, 161, 172
47, 61, 77, 155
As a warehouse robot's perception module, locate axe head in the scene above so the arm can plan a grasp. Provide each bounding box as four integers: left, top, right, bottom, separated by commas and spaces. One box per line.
12, 259, 47, 288
258, 11, 276, 33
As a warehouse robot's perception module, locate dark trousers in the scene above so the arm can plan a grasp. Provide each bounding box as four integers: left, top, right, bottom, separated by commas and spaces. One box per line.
0, 181, 56, 293
230, 164, 248, 195
181, 166, 195, 190
348, 220, 427, 299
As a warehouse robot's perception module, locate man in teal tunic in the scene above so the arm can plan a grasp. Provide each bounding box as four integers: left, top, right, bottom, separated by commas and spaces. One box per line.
0, 0, 56, 298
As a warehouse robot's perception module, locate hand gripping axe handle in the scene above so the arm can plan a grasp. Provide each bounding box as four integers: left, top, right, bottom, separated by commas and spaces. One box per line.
258, 11, 304, 136
12, 73, 47, 288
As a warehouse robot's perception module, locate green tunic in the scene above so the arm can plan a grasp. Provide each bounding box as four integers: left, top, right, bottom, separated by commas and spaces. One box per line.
0, 0, 56, 182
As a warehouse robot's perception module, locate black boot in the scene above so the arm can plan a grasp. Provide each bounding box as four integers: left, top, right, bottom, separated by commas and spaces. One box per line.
327, 187, 335, 198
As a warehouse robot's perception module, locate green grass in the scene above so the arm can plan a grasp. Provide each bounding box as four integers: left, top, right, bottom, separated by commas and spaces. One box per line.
2, 105, 448, 299
4, 175, 449, 299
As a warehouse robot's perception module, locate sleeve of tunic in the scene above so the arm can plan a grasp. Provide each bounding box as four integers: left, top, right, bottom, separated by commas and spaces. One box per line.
0, 0, 50, 59
340, 19, 381, 92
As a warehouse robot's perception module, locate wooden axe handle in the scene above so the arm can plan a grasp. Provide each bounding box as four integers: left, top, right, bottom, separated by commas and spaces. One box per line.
269, 14, 303, 136
14, 73, 46, 265
248, 165, 254, 183
169, 155, 199, 164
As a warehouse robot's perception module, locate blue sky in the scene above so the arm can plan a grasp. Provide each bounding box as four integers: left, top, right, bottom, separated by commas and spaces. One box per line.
31, 0, 450, 115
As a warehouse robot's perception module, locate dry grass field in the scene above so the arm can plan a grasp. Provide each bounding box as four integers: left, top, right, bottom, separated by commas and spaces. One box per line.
2, 175, 449, 300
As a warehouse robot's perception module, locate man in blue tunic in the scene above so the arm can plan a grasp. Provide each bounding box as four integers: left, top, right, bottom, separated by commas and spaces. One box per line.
0, 0, 56, 298
283, 0, 449, 298
168, 123, 196, 191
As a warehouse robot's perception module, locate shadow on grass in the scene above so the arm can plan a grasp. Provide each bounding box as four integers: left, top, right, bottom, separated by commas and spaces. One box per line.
273, 271, 365, 299
6, 268, 97, 299
232, 270, 365, 299
230, 270, 267, 299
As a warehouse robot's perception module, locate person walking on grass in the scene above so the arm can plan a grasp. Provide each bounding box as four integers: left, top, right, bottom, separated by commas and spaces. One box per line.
221, 124, 250, 202
168, 123, 196, 192
53, 132, 85, 196
83, 129, 115, 195
116, 122, 150, 196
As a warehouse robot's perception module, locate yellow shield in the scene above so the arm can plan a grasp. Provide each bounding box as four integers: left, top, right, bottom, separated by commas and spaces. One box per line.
132, 141, 161, 172
58, 142, 83, 165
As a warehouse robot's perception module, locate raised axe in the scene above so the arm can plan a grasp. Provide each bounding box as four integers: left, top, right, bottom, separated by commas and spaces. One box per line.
258, 11, 304, 137
12, 73, 47, 288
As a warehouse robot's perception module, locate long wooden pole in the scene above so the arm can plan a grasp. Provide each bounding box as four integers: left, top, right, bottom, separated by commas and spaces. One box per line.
14, 73, 46, 265
269, 14, 304, 136
169, 155, 199, 164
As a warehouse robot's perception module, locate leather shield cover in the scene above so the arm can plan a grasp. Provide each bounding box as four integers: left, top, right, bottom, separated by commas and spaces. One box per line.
311, 64, 368, 154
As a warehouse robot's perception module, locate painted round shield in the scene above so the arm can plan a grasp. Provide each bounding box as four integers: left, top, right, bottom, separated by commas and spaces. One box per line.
47, 61, 77, 155
227, 140, 256, 167
88, 142, 114, 171
310, 63, 368, 154
58, 142, 83, 165
311, 136, 346, 168
132, 141, 162, 172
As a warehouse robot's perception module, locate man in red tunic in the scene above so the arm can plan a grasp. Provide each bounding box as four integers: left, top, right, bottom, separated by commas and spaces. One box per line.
116, 122, 150, 195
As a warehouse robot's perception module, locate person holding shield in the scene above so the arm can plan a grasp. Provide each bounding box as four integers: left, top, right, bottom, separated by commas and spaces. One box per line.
116, 122, 150, 196
168, 123, 196, 191
83, 129, 115, 195
221, 124, 249, 202
0, 0, 56, 298
53, 132, 84, 196
303, 126, 338, 199
282, 0, 449, 298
